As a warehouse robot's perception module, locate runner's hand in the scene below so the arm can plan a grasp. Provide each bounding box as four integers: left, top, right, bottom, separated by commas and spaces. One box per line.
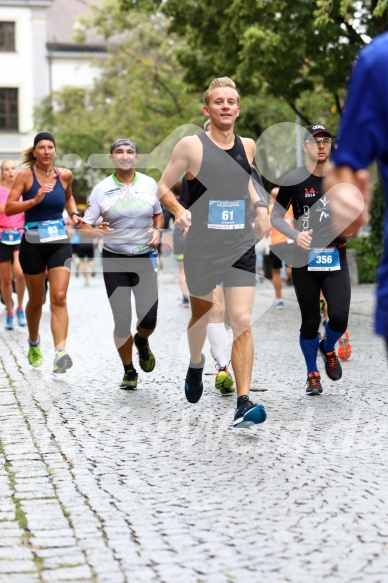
34, 185, 54, 204
296, 229, 313, 250
254, 207, 270, 240
94, 222, 112, 238
148, 228, 161, 248
72, 215, 83, 227
174, 209, 191, 231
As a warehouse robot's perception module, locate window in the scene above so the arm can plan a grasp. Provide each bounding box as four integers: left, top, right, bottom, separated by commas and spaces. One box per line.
0, 89, 18, 131
0, 22, 15, 52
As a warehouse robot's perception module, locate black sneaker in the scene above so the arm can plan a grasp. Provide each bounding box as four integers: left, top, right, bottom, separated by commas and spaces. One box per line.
185, 354, 205, 403
134, 333, 155, 372
120, 366, 138, 389
306, 372, 323, 396
233, 396, 266, 428
319, 339, 342, 381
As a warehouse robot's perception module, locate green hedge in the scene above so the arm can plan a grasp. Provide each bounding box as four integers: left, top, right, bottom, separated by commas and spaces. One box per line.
346, 181, 385, 283
346, 237, 378, 283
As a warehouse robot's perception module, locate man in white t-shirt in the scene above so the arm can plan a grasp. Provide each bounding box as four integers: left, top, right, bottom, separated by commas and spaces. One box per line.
79, 138, 164, 389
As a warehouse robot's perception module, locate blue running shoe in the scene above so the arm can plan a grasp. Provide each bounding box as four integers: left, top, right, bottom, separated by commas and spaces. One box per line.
185, 354, 205, 403
5, 313, 14, 330
16, 308, 27, 326
233, 396, 266, 428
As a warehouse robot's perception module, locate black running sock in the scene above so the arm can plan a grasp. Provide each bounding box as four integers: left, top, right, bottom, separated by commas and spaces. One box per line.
135, 333, 148, 347
124, 363, 135, 373
237, 395, 249, 407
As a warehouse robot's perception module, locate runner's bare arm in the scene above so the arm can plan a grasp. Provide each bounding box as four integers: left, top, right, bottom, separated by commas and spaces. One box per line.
241, 137, 256, 165
62, 170, 82, 226
5, 171, 42, 216
242, 138, 271, 239
148, 212, 165, 248
77, 220, 112, 238
158, 137, 194, 227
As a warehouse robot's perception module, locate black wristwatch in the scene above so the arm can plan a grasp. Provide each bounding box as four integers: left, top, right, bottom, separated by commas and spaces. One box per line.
253, 200, 269, 213
70, 211, 80, 220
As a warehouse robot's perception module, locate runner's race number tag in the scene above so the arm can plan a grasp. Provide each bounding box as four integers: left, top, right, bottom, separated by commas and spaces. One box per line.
1, 229, 21, 245
208, 200, 245, 229
308, 247, 340, 271
37, 220, 68, 243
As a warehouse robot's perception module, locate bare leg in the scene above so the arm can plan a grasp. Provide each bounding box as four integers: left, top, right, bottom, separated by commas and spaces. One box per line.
115, 334, 134, 366
48, 266, 71, 350
177, 261, 189, 297
188, 292, 213, 364
0, 261, 14, 313
225, 286, 255, 397
12, 251, 25, 308
272, 267, 283, 300
137, 324, 154, 340
24, 272, 46, 341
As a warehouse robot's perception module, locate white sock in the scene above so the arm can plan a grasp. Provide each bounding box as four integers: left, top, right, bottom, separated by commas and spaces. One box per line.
207, 322, 230, 368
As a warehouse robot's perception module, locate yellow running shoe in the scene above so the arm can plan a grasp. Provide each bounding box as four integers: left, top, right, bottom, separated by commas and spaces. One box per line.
28, 344, 43, 367
215, 365, 235, 395
53, 350, 73, 374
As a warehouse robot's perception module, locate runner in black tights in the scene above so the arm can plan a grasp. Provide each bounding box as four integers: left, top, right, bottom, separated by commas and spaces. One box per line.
271, 124, 350, 395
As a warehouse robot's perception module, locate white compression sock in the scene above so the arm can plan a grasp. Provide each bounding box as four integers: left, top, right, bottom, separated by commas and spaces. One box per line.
207, 322, 230, 368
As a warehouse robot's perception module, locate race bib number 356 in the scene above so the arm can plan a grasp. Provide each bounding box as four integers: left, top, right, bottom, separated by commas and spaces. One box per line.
208, 200, 245, 230
308, 247, 341, 271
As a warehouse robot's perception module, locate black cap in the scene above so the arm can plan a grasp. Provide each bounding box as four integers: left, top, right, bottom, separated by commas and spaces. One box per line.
303, 124, 332, 142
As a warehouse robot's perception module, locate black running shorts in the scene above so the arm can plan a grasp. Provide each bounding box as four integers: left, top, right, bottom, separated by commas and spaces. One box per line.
0, 242, 20, 263
19, 235, 72, 275
270, 242, 293, 270
184, 245, 256, 297
77, 243, 94, 260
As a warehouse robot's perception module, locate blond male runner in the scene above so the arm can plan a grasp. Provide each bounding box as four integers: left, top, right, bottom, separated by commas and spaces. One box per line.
158, 77, 270, 428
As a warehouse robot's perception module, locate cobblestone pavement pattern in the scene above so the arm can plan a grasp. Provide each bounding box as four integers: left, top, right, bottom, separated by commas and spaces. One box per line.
0, 255, 387, 583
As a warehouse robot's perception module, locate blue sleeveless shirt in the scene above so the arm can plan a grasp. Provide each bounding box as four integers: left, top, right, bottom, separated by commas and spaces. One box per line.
23, 167, 66, 223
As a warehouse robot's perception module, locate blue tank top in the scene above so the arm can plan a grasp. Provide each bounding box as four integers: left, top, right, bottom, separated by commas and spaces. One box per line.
23, 167, 66, 223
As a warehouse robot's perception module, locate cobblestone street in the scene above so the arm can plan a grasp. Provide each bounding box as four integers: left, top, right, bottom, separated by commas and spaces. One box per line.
0, 254, 387, 583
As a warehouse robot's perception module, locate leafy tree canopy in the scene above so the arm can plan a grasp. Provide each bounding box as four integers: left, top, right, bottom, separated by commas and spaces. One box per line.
35, 8, 203, 197
119, 0, 388, 120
